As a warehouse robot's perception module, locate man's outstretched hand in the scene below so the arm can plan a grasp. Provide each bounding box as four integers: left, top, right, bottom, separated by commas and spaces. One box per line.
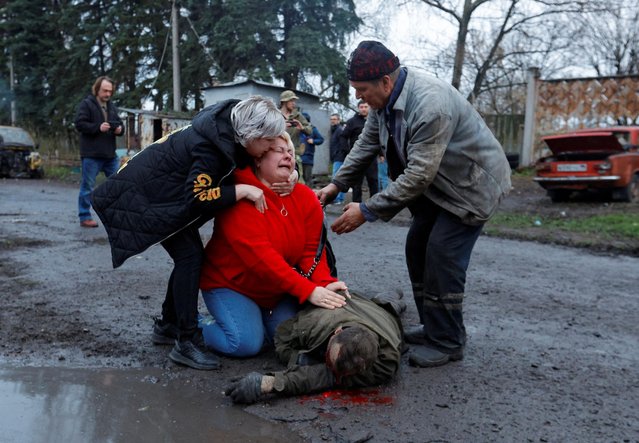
224, 372, 263, 404
331, 203, 366, 234
315, 183, 339, 206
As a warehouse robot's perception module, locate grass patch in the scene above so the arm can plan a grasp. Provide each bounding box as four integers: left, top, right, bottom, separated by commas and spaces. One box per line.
555, 214, 639, 238
487, 213, 639, 239
44, 165, 76, 180
512, 167, 536, 177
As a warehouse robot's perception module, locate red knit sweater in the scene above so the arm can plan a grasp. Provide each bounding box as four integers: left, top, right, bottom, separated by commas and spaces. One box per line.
200, 167, 337, 308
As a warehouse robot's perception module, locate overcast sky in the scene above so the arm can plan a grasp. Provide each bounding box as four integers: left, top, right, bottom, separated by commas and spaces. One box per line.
351, 1, 456, 72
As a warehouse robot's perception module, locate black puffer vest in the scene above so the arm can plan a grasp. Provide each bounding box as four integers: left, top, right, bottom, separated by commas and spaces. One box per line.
92, 100, 250, 268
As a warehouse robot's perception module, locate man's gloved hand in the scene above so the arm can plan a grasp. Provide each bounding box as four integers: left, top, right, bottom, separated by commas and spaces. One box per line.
224, 372, 263, 404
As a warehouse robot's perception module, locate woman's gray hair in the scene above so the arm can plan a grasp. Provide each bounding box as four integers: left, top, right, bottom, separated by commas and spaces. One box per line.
231, 96, 286, 147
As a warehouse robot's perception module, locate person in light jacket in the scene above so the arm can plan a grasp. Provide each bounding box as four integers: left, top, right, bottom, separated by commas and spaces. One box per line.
317, 41, 511, 368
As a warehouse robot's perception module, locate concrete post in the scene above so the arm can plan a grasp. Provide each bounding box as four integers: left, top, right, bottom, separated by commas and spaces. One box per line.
521, 67, 540, 166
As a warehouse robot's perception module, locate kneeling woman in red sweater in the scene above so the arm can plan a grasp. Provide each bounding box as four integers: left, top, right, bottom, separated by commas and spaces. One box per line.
199, 132, 349, 357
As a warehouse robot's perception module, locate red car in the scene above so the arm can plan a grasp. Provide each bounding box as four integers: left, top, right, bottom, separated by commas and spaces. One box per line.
534, 126, 639, 202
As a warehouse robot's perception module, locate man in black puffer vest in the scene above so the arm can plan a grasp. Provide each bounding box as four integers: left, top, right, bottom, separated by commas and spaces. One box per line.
92, 96, 294, 370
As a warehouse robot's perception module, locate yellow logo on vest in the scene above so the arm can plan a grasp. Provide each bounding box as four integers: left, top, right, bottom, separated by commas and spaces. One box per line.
193, 174, 221, 201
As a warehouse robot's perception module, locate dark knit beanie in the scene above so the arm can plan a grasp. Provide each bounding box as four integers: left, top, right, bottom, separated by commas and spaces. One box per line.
347, 41, 400, 81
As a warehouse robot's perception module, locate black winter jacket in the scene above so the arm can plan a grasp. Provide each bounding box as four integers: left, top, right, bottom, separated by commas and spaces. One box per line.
340, 113, 366, 154
74, 94, 124, 159
92, 100, 251, 268
329, 124, 346, 162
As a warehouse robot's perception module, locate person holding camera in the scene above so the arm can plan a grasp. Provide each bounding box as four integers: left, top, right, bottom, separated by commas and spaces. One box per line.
279, 90, 312, 181
74, 75, 124, 228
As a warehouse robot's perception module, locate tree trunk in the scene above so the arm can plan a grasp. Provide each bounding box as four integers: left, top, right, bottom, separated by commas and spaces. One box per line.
451, 0, 473, 90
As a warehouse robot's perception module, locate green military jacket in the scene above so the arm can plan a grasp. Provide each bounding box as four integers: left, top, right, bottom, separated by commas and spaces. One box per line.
285, 109, 312, 154
270, 293, 403, 396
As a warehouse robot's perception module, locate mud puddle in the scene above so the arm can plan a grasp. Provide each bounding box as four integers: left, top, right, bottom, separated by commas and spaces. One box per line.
0, 366, 303, 443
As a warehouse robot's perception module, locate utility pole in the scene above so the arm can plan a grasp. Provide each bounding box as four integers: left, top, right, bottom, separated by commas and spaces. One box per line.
171, 0, 181, 112
8, 51, 17, 125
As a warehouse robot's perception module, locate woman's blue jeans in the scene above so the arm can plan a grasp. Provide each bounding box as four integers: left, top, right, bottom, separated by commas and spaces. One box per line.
200, 288, 301, 357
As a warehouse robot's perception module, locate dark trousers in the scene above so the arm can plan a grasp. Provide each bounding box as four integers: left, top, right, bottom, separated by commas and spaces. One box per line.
302, 163, 314, 186
405, 197, 483, 351
352, 160, 379, 202
160, 224, 204, 340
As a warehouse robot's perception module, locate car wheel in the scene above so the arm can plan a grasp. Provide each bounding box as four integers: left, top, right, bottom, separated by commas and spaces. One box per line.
547, 189, 571, 203
614, 173, 639, 203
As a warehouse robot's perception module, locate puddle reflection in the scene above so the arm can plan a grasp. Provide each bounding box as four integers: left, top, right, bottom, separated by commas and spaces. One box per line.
0, 366, 301, 443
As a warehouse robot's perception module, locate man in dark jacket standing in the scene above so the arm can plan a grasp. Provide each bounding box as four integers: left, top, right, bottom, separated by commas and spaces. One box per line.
74, 76, 124, 228
92, 96, 292, 370
341, 101, 378, 202
329, 113, 346, 204
224, 291, 404, 404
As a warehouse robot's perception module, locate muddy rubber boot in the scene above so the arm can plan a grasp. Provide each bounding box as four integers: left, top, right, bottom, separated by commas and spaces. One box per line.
408, 345, 464, 368
408, 291, 466, 366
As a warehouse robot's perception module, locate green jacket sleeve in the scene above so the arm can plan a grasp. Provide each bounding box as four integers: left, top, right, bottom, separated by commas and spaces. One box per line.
269, 364, 335, 396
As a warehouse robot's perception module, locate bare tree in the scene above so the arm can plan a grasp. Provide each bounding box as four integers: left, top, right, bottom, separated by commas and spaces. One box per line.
415, 0, 602, 100
468, 23, 576, 115
570, 0, 639, 76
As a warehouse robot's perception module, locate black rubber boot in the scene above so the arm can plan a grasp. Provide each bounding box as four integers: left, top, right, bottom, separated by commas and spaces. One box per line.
406, 291, 466, 367
408, 345, 464, 368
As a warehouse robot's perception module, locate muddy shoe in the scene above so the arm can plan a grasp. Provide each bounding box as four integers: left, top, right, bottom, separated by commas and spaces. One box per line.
151, 318, 179, 345
408, 345, 463, 368
80, 219, 99, 228
169, 332, 220, 370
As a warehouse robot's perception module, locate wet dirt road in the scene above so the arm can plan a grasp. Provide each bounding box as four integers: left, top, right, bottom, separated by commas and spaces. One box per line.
0, 366, 302, 443
1, 178, 638, 442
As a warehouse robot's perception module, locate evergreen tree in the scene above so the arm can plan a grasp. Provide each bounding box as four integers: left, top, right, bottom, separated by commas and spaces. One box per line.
0, 0, 63, 130
185, 0, 361, 105
0, 0, 362, 134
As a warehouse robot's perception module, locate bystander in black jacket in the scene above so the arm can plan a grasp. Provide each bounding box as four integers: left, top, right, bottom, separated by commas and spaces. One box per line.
91, 99, 250, 268
329, 123, 346, 163
341, 112, 378, 202
75, 94, 124, 159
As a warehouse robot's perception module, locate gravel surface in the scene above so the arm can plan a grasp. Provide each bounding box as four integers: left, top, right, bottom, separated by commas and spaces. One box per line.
1, 178, 637, 442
